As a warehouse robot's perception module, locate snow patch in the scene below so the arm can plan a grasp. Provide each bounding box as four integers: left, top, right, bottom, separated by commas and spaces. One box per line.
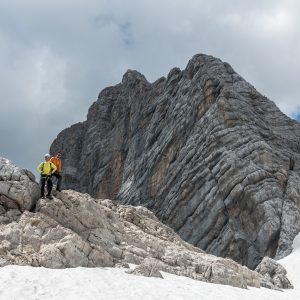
279, 232, 300, 288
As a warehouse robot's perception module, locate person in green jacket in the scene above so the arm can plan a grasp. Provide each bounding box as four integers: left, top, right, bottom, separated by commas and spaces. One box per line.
37, 154, 57, 199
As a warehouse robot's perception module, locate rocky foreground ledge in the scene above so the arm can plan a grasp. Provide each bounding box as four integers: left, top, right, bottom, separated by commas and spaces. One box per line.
0, 157, 293, 290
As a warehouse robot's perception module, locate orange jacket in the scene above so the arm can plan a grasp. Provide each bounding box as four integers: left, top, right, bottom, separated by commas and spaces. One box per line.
50, 156, 62, 173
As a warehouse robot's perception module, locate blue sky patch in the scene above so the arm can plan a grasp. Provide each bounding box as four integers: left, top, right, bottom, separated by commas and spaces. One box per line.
293, 114, 300, 121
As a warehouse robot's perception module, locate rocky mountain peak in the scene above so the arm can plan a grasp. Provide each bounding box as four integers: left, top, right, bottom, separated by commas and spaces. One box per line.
185, 53, 235, 79
50, 53, 300, 269
122, 69, 149, 87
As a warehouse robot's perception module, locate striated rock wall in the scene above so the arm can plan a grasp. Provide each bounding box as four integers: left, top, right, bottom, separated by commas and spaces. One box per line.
50, 54, 300, 269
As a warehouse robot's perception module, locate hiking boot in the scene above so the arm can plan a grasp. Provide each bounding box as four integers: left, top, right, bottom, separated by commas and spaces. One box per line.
46, 195, 53, 199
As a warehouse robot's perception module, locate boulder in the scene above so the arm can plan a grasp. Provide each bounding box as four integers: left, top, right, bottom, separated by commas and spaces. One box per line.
0, 157, 39, 218
255, 256, 293, 290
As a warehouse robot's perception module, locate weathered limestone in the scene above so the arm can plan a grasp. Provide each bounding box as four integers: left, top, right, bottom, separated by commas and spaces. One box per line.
0, 189, 267, 289
255, 257, 293, 290
126, 258, 164, 279
0, 157, 39, 218
0, 153, 291, 290
50, 54, 300, 269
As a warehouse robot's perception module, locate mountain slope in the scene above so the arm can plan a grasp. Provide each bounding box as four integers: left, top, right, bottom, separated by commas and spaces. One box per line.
50, 54, 300, 268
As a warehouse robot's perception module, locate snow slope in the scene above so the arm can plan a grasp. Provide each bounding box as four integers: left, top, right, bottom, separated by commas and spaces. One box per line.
279, 233, 300, 288
1, 234, 300, 300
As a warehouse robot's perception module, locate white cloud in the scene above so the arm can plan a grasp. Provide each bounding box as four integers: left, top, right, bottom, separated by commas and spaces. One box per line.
30, 47, 67, 113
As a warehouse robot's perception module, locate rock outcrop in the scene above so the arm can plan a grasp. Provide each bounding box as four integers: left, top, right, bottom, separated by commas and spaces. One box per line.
255, 257, 293, 290
50, 54, 300, 269
0, 188, 281, 289
0, 157, 39, 221
0, 157, 293, 289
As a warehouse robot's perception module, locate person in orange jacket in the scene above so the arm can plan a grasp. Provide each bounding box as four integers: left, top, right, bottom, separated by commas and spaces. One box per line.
50, 152, 62, 191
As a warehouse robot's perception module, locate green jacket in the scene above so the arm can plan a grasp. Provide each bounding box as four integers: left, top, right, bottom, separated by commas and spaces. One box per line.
37, 161, 57, 176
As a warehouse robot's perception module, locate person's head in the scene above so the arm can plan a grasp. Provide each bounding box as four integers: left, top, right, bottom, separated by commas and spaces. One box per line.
45, 154, 50, 161
56, 152, 62, 158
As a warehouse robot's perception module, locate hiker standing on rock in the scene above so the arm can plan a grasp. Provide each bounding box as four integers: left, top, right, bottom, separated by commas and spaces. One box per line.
37, 154, 57, 199
50, 152, 62, 192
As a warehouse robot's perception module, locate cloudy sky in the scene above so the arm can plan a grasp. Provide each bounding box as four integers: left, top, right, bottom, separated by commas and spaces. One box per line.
1, 0, 300, 175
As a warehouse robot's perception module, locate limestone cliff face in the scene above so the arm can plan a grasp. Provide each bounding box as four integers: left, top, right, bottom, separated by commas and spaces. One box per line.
50, 54, 300, 269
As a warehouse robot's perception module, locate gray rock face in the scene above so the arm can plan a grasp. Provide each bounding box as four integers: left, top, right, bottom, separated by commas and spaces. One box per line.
0, 189, 265, 289
50, 54, 300, 269
0, 157, 39, 219
255, 257, 293, 290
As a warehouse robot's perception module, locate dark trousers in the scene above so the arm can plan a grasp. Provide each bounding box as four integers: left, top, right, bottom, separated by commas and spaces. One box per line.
40, 176, 53, 197
52, 171, 62, 191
